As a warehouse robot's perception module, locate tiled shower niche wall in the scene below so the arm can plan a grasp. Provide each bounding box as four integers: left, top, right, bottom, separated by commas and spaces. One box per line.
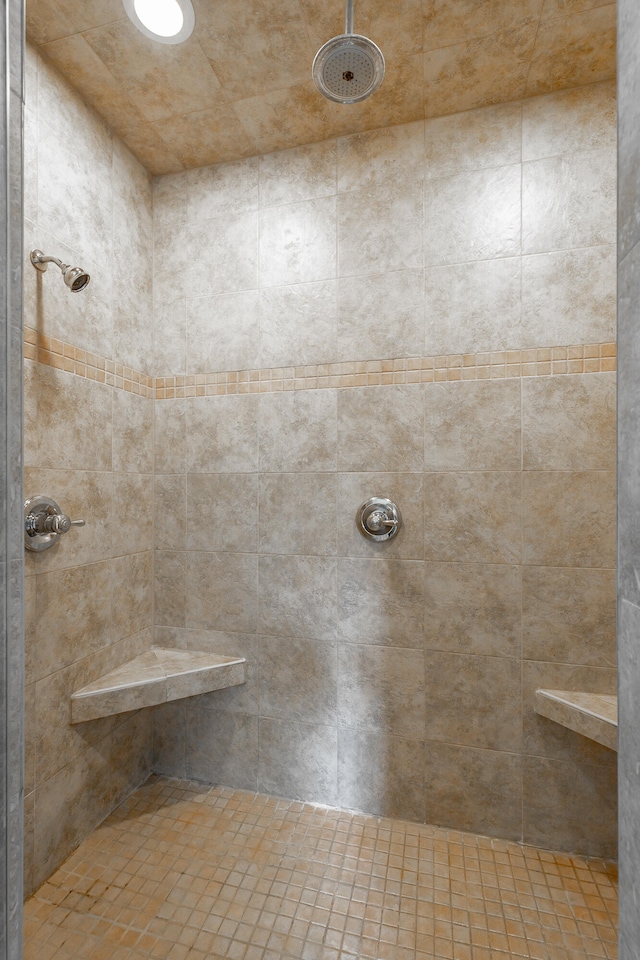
22, 45, 155, 895
151, 80, 618, 858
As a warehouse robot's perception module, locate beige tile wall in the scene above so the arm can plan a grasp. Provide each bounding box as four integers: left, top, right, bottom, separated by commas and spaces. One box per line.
152, 79, 618, 859
23, 45, 155, 895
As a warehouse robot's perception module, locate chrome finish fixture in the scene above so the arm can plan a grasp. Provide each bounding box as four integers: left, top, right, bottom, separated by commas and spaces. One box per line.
357, 497, 401, 542
24, 495, 86, 552
30, 249, 90, 292
312, 0, 385, 104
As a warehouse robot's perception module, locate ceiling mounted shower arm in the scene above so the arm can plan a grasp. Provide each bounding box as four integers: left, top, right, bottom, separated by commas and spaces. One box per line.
345, 0, 354, 35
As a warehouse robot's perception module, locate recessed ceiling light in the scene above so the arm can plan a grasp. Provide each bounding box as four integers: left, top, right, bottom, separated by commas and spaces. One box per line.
123, 0, 195, 44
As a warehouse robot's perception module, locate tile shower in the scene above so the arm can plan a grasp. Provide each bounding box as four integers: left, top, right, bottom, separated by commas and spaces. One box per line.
22, 28, 618, 939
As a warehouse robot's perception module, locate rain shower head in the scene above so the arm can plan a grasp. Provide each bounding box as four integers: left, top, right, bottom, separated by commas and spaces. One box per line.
312, 0, 385, 104
30, 249, 91, 293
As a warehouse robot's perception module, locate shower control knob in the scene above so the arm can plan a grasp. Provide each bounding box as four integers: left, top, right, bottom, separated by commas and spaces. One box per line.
24, 495, 86, 552
357, 497, 401, 542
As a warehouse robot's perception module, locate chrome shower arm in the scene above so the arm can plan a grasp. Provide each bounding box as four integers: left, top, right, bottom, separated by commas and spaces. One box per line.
345, 0, 354, 35
30, 250, 65, 273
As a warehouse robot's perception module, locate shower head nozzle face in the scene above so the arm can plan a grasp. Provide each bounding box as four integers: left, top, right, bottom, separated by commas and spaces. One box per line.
63, 265, 91, 292
312, 34, 385, 104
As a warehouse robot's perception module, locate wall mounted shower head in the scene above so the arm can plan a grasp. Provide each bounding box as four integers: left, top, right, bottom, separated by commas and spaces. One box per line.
312, 0, 385, 104
30, 250, 91, 293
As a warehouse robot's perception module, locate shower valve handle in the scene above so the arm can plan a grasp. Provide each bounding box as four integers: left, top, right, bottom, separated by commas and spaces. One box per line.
24, 495, 86, 551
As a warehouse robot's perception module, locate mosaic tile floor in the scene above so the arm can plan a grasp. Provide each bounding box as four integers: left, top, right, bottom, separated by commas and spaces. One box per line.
24, 776, 618, 960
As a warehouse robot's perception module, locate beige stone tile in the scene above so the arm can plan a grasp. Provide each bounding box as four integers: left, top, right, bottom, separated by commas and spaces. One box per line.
110, 710, 152, 807
258, 719, 337, 806
424, 652, 522, 751
177, 629, 261, 716
154, 300, 187, 377
259, 473, 338, 556
23, 791, 35, 900
187, 552, 258, 634
187, 156, 259, 221
422, 0, 544, 50
259, 390, 337, 472
24, 573, 37, 688
111, 474, 153, 557
522, 80, 617, 160
38, 365, 113, 471
152, 701, 186, 778
523, 659, 617, 765
522, 471, 616, 567
187, 474, 258, 553
23, 359, 38, 470
24, 683, 36, 796
423, 25, 536, 117
522, 373, 616, 470
424, 472, 521, 563
525, 4, 616, 98
337, 558, 425, 648
187, 290, 260, 374
153, 220, 190, 303
154, 475, 187, 551
259, 140, 337, 207
338, 385, 424, 472
424, 257, 520, 356
186, 211, 259, 297
112, 391, 153, 474
337, 472, 424, 560
424, 562, 521, 658
35, 659, 117, 785
151, 104, 255, 170
24, 102, 38, 225
424, 165, 521, 266
111, 190, 153, 374
258, 636, 337, 725
54, 0, 125, 32
521, 245, 616, 347
522, 148, 617, 254
24, 469, 112, 575
337, 121, 425, 193
196, 0, 315, 102
188, 395, 258, 474
259, 555, 337, 641
424, 741, 523, 840
338, 729, 426, 822
259, 196, 337, 287
301, 0, 424, 58
153, 173, 188, 227
523, 566, 616, 667
112, 551, 153, 643
424, 101, 522, 179
425, 379, 521, 471
34, 560, 114, 679
154, 399, 187, 475
337, 644, 426, 739
26, 0, 77, 44
83, 19, 228, 123
186, 703, 258, 791
259, 280, 338, 368
33, 742, 112, 889
338, 182, 423, 277
337, 269, 424, 361
523, 755, 617, 859
154, 551, 187, 628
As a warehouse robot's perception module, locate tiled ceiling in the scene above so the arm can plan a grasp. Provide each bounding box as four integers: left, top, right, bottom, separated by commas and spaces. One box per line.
26, 0, 616, 175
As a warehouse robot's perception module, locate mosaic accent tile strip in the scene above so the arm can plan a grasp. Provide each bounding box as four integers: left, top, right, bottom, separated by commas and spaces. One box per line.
23, 328, 154, 398
24, 776, 618, 960
24, 327, 617, 400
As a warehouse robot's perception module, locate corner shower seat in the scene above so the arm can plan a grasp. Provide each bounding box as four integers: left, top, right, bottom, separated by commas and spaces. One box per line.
71, 647, 246, 723
535, 689, 618, 751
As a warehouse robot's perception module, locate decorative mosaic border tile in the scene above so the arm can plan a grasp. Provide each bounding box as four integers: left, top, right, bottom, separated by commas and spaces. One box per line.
24, 327, 616, 400
23, 328, 154, 398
